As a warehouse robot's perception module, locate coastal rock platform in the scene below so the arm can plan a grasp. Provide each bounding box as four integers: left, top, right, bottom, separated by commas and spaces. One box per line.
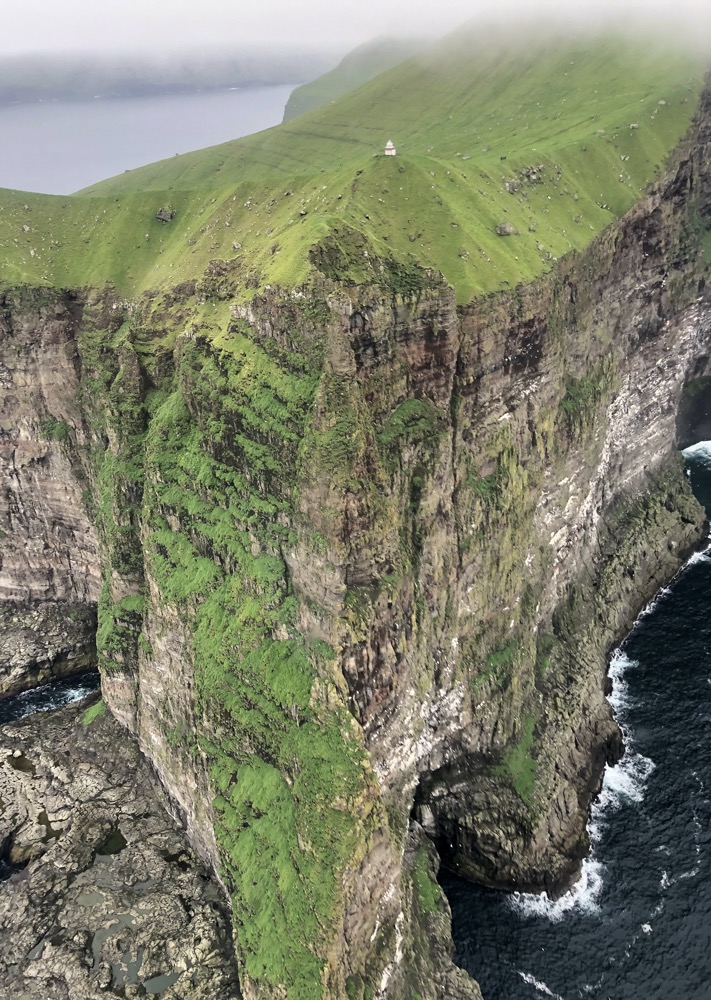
0, 698, 241, 1000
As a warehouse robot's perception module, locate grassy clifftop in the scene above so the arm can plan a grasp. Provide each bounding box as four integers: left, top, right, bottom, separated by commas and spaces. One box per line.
282, 36, 425, 122
0, 30, 706, 302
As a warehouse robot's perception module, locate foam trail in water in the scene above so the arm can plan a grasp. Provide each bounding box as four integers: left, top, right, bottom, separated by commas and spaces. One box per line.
510, 644, 656, 922
517, 970, 566, 999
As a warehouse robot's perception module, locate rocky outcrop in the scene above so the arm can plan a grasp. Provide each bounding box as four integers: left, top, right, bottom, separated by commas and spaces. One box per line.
0, 290, 100, 695
0, 601, 96, 697
0, 698, 240, 1000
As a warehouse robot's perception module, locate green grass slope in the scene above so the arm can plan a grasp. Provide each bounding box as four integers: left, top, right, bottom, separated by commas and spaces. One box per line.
0, 29, 706, 303
282, 36, 425, 122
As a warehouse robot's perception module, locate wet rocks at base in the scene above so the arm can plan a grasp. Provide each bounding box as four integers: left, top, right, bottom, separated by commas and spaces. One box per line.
0, 699, 240, 1000
0, 602, 97, 699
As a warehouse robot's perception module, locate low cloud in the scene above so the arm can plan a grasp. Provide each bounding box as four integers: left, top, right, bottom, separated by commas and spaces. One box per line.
1, 0, 709, 57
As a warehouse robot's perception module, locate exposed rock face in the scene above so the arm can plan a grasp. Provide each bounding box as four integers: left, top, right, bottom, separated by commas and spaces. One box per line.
0, 699, 240, 1000
0, 78, 708, 1000
0, 602, 96, 697
0, 291, 99, 604
0, 290, 100, 695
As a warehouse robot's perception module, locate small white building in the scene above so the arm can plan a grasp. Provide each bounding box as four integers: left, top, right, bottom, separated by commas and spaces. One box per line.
384, 140, 397, 156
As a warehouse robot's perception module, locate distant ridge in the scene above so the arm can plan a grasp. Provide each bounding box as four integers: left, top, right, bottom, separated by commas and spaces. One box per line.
282, 36, 425, 122
0, 48, 335, 106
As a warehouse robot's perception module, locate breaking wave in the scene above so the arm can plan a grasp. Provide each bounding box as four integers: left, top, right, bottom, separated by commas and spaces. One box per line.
681, 440, 711, 465
517, 970, 566, 998
687, 549, 711, 565
508, 857, 604, 921
510, 647, 655, 922
0, 670, 100, 724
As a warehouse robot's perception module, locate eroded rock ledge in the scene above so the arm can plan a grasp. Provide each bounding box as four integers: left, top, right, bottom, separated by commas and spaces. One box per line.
0, 602, 96, 698
0, 700, 241, 1000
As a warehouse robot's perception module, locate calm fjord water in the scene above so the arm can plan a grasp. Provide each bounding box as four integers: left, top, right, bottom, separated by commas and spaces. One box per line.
0, 85, 294, 195
443, 447, 711, 1000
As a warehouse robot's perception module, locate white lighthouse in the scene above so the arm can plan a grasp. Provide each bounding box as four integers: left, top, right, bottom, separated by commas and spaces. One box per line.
384, 139, 397, 156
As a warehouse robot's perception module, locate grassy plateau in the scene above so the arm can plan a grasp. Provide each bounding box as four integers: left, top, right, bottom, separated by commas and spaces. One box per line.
0, 29, 705, 304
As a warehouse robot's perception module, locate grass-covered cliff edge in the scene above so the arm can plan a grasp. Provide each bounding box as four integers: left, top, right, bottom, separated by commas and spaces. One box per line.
1, 27, 710, 1000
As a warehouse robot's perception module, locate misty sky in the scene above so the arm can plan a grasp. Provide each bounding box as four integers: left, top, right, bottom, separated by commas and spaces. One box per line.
2, 0, 710, 56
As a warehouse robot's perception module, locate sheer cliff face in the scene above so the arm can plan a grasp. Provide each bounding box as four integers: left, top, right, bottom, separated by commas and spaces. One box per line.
0, 84, 709, 999
0, 293, 99, 604
0, 293, 100, 694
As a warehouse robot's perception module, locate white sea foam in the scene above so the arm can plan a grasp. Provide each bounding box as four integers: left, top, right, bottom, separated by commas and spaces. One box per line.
1, 675, 100, 723
508, 856, 604, 921
687, 549, 711, 565
601, 652, 655, 808
517, 970, 566, 999
638, 585, 672, 618
512, 642, 658, 923
607, 650, 639, 712
681, 440, 711, 465
601, 748, 655, 807
580, 979, 604, 995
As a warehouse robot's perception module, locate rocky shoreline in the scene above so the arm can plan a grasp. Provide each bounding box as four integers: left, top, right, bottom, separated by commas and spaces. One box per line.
0, 602, 97, 699
0, 697, 241, 1000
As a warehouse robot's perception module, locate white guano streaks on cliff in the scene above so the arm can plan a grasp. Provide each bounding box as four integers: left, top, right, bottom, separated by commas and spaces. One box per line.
368, 680, 468, 790
534, 299, 711, 615
376, 909, 404, 997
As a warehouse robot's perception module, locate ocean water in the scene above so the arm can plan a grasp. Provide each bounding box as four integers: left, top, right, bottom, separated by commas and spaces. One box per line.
0, 669, 100, 725
443, 447, 711, 1000
0, 85, 294, 195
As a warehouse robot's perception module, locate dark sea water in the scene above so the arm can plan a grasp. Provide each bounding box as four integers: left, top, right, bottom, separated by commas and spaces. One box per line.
0, 85, 294, 195
0, 669, 100, 725
443, 445, 711, 1000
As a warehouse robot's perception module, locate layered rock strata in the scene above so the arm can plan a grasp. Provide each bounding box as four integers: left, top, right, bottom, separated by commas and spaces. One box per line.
0, 292, 100, 695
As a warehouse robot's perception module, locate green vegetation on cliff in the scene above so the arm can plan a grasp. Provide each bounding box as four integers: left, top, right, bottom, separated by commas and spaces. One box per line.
0, 30, 705, 303
75, 291, 384, 997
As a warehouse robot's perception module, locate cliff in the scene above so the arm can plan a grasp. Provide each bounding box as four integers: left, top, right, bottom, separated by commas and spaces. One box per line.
0, 35, 709, 1000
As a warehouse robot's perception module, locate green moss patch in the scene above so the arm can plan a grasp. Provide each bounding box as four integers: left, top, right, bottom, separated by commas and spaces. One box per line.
411, 847, 441, 915
493, 713, 538, 804
82, 699, 106, 726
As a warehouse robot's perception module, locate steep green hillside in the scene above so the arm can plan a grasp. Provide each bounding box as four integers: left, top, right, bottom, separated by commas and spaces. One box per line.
282, 36, 424, 121
0, 30, 705, 303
